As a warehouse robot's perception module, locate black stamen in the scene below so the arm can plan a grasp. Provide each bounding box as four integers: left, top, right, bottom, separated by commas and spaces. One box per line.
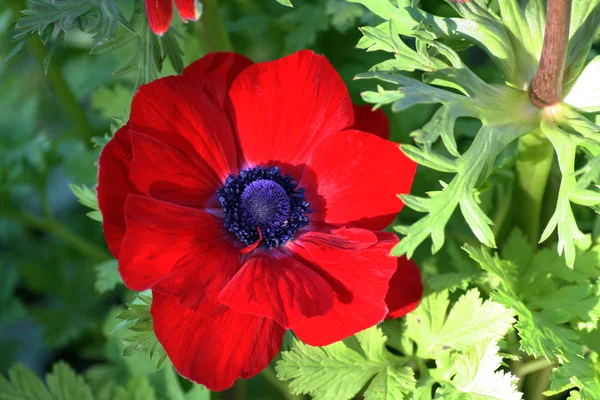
217, 166, 310, 250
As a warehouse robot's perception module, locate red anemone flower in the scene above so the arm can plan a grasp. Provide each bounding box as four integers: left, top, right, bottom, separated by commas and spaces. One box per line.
145, 0, 200, 36
97, 50, 422, 391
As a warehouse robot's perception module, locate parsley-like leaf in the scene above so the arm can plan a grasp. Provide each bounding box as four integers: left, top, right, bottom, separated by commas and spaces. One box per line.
276, 326, 416, 400
0, 362, 94, 400
405, 289, 515, 360
434, 339, 522, 400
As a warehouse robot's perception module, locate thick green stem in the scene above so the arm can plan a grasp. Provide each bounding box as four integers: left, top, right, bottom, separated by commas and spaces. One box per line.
513, 130, 555, 248
11, 212, 111, 262
517, 357, 553, 378
9, 0, 95, 147
197, 0, 233, 52
524, 363, 553, 400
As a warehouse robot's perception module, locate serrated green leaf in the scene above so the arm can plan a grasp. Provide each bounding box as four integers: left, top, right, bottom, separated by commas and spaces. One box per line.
501, 229, 534, 271
162, 30, 184, 74
540, 117, 593, 267
494, 291, 581, 362
465, 243, 585, 361
463, 245, 518, 297
113, 376, 155, 400
326, 0, 364, 33
276, 326, 416, 400
0, 362, 94, 400
546, 355, 600, 398
434, 339, 522, 400
405, 289, 514, 359
114, 292, 168, 371
94, 259, 122, 294
70, 184, 102, 223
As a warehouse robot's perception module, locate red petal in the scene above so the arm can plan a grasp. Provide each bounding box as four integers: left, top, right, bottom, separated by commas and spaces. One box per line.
352, 105, 389, 139
118, 195, 239, 301
152, 292, 285, 391
183, 52, 253, 105
290, 232, 399, 346
129, 76, 240, 181
174, 0, 199, 20
145, 0, 173, 35
128, 131, 221, 208
229, 50, 354, 166
218, 253, 334, 329
302, 129, 416, 231
288, 227, 377, 263
385, 256, 423, 319
97, 127, 135, 258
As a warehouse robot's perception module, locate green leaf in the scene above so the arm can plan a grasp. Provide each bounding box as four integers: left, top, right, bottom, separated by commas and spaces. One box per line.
91, 85, 132, 122
162, 30, 184, 75
111, 0, 161, 90
94, 259, 122, 294
434, 339, 522, 400
8, 0, 131, 63
70, 184, 102, 223
540, 117, 594, 267
465, 244, 585, 361
93, 0, 135, 45
113, 376, 155, 400
405, 289, 515, 359
326, 0, 364, 32
276, 326, 416, 400
564, 0, 600, 85
275, 0, 293, 6
115, 292, 169, 371
0, 362, 94, 400
495, 0, 544, 85
280, 4, 329, 53
546, 355, 600, 398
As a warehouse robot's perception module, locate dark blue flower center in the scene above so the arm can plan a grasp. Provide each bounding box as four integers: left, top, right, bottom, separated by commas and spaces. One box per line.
217, 166, 310, 250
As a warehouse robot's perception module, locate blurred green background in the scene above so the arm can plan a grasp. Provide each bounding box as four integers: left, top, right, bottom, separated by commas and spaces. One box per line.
0, 0, 522, 398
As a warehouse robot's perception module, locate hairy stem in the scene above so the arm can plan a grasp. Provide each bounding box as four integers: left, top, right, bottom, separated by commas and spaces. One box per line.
529, 0, 572, 107
513, 130, 555, 248
197, 0, 233, 52
9, 0, 96, 147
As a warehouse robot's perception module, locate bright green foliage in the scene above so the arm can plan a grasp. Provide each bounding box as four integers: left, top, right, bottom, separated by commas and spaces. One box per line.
276, 326, 416, 400
352, 0, 600, 265
8, 0, 132, 71
94, 259, 122, 293
0, 359, 207, 400
113, 292, 168, 371
0, 362, 94, 400
113, 376, 156, 400
433, 339, 521, 400
464, 239, 597, 361
91, 85, 132, 126
70, 184, 102, 222
279, 289, 520, 399
464, 230, 600, 399
545, 354, 600, 399
538, 112, 600, 267
405, 289, 515, 360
